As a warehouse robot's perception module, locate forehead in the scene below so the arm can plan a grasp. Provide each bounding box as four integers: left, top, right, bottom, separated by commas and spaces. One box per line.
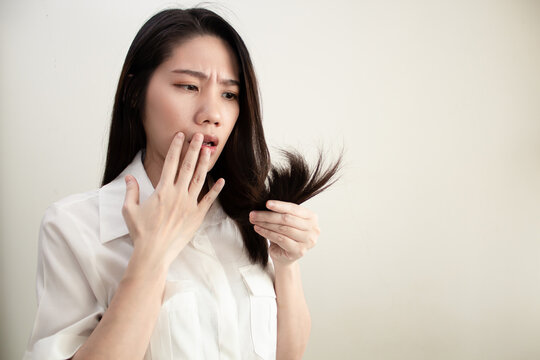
162, 35, 240, 77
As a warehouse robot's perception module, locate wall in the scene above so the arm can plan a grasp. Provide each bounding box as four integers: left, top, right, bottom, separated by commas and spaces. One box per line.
1, 0, 539, 359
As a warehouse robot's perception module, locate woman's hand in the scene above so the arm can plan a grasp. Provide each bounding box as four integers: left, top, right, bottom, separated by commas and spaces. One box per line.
249, 200, 319, 267
121, 132, 224, 269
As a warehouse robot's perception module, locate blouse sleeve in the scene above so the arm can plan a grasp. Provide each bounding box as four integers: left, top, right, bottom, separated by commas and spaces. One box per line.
23, 204, 104, 360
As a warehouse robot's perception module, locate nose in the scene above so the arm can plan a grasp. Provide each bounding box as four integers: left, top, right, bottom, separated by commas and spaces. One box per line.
194, 91, 221, 126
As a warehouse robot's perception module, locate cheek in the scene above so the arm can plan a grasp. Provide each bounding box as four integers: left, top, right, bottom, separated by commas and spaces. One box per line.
146, 93, 179, 129
225, 106, 239, 134
223, 115, 238, 147
145, 93, 188, 149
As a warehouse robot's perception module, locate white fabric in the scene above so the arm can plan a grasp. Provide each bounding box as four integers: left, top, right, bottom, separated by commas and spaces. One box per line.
24, 150, 277, 360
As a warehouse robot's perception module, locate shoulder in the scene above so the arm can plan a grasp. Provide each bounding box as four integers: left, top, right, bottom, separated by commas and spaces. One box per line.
43, 189, 99, 222
40, 189, 100, 242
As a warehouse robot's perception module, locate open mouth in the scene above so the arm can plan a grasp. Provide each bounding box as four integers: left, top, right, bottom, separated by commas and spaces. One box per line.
187, 134, 219, 151
202, 135, 218, 148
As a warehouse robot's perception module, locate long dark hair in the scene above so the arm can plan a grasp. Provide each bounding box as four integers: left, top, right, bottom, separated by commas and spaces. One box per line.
102, 8, 341, 267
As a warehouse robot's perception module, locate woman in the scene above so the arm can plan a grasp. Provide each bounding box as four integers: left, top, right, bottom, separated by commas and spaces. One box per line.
24, 7, 340, 360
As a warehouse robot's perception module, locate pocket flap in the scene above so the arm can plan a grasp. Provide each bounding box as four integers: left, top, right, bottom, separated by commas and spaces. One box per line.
239, 264, 276, 298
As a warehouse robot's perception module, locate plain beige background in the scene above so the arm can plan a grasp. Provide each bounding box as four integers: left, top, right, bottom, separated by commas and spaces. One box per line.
2, 0, 540, 359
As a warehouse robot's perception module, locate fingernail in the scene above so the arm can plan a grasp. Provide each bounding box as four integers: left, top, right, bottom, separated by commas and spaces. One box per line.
176, 132, 184, 139
267, 201, 275, 207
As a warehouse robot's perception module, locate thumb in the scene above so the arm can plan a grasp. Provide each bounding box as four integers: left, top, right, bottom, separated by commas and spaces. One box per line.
123, 175, 140, 209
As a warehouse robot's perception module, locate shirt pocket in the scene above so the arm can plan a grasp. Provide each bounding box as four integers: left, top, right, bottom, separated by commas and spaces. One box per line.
147, 280, 203, 360
240, 264, 277, 360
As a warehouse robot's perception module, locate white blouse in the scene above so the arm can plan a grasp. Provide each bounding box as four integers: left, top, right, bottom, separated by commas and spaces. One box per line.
24, 150, 277, 360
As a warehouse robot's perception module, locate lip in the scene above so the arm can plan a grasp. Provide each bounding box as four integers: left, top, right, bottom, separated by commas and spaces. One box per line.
187, 134, 219, 145
202, 134, 219, 147
190, 134, 218, 155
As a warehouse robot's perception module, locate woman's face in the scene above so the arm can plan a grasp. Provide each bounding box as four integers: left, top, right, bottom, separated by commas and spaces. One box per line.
143, 35, 240, 173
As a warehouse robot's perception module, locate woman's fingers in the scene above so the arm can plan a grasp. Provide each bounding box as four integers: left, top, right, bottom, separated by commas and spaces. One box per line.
249, 222, 304, 243
158, 132, 211, 199
122, 175, 140, 219
188, 146, 211, 195
249, 210, 311, 231
253, 225, 305, 256
250, 201, 320, 264
123, 175, 140, 205
159, 132, 185, 186
199, 178, 225, 212
250, 221, 315, 247
265, 200, 314, 219
176, 133, 204, 189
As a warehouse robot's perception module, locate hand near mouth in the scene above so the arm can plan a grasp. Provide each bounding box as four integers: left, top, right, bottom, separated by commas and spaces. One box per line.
122, 131, 225, 269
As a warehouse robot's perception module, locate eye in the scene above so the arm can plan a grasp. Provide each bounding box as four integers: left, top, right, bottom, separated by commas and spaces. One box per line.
222, 92, 238, 100
175, 84, 198, 91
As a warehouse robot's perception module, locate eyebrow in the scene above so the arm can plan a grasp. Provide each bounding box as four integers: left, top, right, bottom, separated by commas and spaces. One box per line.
171, 69, 240, 87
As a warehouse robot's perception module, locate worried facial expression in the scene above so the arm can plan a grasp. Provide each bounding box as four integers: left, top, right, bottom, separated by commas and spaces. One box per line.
143, 35, 240, 174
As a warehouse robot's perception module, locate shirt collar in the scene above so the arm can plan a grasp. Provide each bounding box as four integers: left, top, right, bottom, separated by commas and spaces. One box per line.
98, 150, 227, 244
